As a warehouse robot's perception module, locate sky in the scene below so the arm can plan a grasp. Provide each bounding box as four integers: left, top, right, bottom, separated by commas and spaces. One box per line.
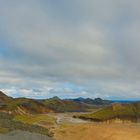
0, 0, 140, 100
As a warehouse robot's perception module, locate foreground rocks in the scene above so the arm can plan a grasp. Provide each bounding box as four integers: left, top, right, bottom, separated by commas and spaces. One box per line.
0, 131, 54, 140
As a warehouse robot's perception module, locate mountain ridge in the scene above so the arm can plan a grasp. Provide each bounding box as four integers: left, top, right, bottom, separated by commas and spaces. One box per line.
2, 91, 133, 114
0, 91, 90, 114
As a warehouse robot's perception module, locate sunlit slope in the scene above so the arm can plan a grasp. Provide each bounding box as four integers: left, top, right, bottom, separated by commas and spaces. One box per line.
0, 97, 52, 114
76, 102, 140, 122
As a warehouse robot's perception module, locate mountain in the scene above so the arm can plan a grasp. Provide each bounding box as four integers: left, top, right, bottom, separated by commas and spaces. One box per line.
0, 91, 52, 114
69, 97, 112, 106
42, 96, 89, 112
0, 91, 90, 114
76, 102, 140, 122
8, 98, 53, 114
0, 91, 112, 114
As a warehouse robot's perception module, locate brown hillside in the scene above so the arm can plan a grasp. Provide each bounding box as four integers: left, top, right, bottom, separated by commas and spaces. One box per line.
0, 91, 12, 103
0, 91, 53, 115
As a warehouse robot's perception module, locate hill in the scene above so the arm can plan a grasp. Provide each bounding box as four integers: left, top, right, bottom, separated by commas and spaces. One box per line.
42, 96, 89, 113
75, 102, 140, 122
0, 112, 52, 137
0, 91, 91, 114
0, 91, 112, 114
6, 98, 52, 114
0, 91, 52, 115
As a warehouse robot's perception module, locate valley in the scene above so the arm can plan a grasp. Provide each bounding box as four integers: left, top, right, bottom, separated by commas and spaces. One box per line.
1, 91, 140, 140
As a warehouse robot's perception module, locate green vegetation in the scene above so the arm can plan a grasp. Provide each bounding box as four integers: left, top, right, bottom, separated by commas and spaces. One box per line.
76, 102, 140, 122
0, 112, 53, 137
0, 98, 52, 114
14, 114, 56, 125
0, 127, 10, 134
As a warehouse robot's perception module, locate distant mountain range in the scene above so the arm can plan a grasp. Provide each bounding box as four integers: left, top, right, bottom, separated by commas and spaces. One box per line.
67, 97, 113, 106
42, 96, 89, 113
0, 91, 138, 114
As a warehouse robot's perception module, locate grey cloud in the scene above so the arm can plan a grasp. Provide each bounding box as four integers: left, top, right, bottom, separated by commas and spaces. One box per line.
0, 0, 140, 99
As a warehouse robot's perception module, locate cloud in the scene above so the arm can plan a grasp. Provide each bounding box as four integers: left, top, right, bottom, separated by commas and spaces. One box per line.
0, 0, 140, 99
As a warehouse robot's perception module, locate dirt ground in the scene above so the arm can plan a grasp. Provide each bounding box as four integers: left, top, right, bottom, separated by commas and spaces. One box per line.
53, 123, 140, 140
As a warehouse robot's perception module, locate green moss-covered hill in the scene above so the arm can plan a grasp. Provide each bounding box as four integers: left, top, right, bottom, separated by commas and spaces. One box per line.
76, 102, 140, 122
0, 112, 52, 136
